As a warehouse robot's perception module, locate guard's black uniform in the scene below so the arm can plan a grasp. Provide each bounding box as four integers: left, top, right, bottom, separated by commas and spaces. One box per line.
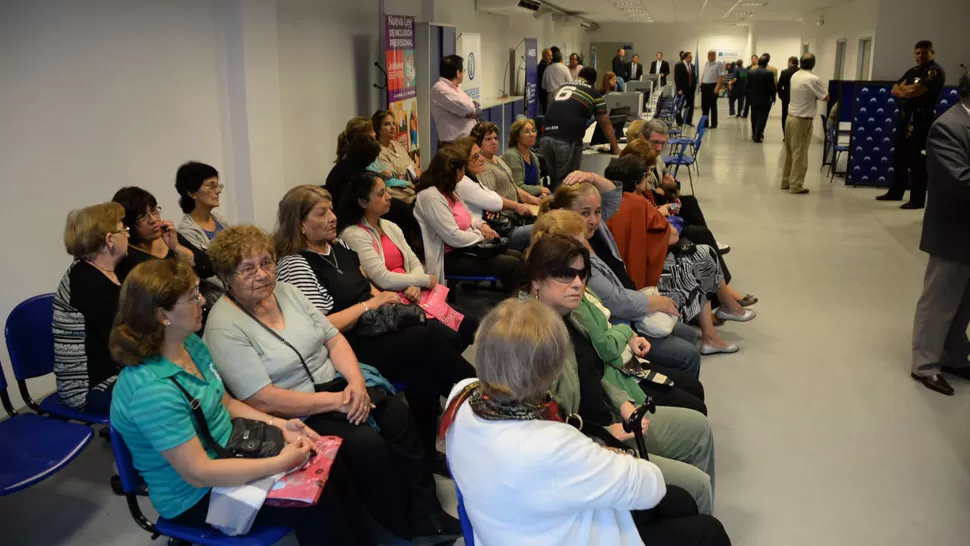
884, 60, 946, 205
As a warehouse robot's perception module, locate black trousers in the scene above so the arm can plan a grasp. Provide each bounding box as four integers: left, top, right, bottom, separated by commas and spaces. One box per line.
742, 93, 750, 117
638, 364, 707, 416
780, 101, 790, 134
885, 115, 932, 205
750, 104, 771, 140
700, 83, 718, 128
443, 248, 525, 293
677, 91, 696, 125
171, 456, 378, 545
304, 393, 441, 540
634, 486, 731, 545
345, 321, 476, 459
677, 195, 708, 228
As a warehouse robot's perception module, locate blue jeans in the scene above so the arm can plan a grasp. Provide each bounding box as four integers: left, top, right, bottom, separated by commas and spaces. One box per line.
641, 322, 702, 379
508, 224, 534, 251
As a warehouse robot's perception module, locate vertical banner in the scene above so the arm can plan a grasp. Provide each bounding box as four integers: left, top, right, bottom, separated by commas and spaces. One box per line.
385, 15, 420, 154
525, 38, 538, 119
457, 33, 482, 101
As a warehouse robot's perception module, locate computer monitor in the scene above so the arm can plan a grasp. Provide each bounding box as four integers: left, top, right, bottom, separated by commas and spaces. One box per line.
590, 108, 630, 146
604, 91, 643, 119
643, 74, 661, 88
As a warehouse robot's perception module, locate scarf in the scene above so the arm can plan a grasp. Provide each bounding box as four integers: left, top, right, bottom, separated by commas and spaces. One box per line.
439, 381, 562, 440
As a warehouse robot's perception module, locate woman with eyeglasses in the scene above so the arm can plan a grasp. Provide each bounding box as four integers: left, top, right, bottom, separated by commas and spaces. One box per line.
175, 161, 229, 307
108, 259, 379, 545
202, 224, 461, 542
52, 203, 129, 414
502, 117, 550, 198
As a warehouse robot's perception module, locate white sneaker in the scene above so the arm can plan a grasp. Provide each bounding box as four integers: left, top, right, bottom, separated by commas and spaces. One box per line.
714, 308, 757, 322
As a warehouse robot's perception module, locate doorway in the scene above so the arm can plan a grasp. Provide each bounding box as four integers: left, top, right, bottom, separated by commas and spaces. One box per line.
857, 37, 872, 80
834, 39, 847, 79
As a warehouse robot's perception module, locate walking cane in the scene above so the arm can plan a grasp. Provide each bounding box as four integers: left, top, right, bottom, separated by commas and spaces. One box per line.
622, 396, 657, 460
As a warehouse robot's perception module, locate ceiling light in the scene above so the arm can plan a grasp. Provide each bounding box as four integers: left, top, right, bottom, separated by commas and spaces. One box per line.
738, 1, 767, 6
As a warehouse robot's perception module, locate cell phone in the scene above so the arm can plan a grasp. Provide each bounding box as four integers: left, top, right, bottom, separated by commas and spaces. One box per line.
669, 203, 681, 212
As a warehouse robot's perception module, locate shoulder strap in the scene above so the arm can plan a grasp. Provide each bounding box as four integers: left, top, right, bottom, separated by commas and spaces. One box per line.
225, 291, 316, 385
168, 377, 231, 458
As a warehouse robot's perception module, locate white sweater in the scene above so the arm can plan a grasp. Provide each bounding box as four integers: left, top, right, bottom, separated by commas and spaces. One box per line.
413, 188, 484, 281
445, 379, 666, 546
455, 175, 503, 225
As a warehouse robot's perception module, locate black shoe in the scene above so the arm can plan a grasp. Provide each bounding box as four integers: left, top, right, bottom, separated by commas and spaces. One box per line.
431, 451, 452, 478
941, 365, 970, 380
876, 193, 903, 201
911, 373, 954, 395
900, 202, 924, 210
412, 511, 462, 544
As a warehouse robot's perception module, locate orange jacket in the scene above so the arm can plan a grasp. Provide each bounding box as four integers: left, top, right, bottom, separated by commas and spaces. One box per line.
605, 192, 671, 289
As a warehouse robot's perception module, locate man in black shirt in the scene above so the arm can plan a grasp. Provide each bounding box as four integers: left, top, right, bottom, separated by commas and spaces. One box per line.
674, 51, 697, 126
877, 40, 946, 209
777, 56, 799, 134
537, 48, 552, 114
539, 67, 620, 189
612, 48, 628, 90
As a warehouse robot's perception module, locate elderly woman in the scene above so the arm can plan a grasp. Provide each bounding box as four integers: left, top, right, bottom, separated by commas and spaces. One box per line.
175, 161, 228, 306
413, 146, 524, 291
471, 122, 541, 207
273, 186, 475, 466
520, 235, 719, 517
529, 210, 707, 416
501, 117, 549, 198
112, 186, 211, 283
108, 259, 377, 545
52, 203, 129, 413
203, 225, 460, 541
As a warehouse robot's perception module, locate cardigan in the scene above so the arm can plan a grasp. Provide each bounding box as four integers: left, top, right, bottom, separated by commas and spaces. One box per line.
455, 175, 503, 225
340, 218, 433, 291
605, 192, 671, 289
178, 211, 230, 252
501, 146, 545, 196
414, 188, 484, 281
574, 292, 648, 407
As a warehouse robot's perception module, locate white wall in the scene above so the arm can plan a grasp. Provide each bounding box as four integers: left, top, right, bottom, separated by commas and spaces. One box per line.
750, 21, 803, 67
799, 0, 878, 83
871, 0, 970, 82
586, 22, 750, 70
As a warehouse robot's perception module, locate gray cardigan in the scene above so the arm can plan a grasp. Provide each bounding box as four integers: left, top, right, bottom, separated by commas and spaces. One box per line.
177, 211, 229, 295
501, 146, 545, 196
413, 188, 484, 281
340, 218, 433, 291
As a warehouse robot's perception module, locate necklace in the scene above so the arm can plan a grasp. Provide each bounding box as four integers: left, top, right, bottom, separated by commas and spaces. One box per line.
319, 248, 342, 274
85, 259, 116, 274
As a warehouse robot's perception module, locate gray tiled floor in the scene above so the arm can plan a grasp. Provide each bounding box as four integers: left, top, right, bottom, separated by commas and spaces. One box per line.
4, 105, 970, 545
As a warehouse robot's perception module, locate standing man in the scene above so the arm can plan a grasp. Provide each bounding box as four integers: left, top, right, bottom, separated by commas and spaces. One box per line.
699, 50, 723, 129
780, 53, 829, 195
568, 52, 584, 80
777, 56, 800, 134
627, 53, 643, 82
742, 55, 759, 118
729, 59, 748, 118
675, 51, 697, 126
909, 72, 970, 396
430, 54, 478, 148
537, 48, 552, 114
541, 46, 572, 106
612, 48, 628, 91
539, 67, 620, 189
651, 51, 670, 87
877, 40, 947, 209
747, 55, 776, 143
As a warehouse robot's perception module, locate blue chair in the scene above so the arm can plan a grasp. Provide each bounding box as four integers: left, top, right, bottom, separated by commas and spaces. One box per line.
0, 364, 94, 496
455, 483, 475, 546
109, 426, 292, 546
5, 294, 109, 425
828, 121, 849, 182
667, 114, 708, 169
663, 140, 696, 195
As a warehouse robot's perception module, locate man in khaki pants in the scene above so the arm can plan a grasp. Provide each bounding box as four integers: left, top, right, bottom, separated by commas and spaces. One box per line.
781, 53, 829, 194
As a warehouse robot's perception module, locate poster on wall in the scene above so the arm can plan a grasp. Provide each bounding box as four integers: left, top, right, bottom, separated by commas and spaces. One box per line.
717, 49, 742, 64
525, 38, 538, 119
385, 15, 420, 154
457, 33, 482, 101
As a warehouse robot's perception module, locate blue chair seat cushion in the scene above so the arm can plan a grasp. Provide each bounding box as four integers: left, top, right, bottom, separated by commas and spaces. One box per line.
38, 393, 110, 425
154, 519, 291, 546
834, 144, 849, 151
0, 413, 93, 496
663, 155, 696, 165
669, 137, 692, 145
446, 276, 499, 282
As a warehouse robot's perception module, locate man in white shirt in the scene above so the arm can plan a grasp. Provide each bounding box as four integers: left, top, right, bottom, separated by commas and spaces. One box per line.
780, 53, 829, 194
699, 50, 723, 129
542, 47, 572, 105
650, 51, 670, 87
430, 54, 478, 146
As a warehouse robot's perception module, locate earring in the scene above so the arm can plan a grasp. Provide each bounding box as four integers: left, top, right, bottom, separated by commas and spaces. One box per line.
163, 319, 172, 327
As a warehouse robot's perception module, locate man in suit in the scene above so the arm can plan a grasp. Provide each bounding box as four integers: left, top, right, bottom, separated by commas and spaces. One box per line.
909, 72, 970, 396
674, 51, 697, 126
612, 48, 628, 91
777, 56, 799, 134
627, 54, 643, 82
537, 48, 552, 114
747, 55, 776, 142
650, 51, 670, 87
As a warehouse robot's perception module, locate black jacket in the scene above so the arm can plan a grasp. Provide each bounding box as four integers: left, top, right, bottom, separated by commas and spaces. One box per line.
627, 61, 643, 81
777, 66, 798, 103
921, 104, 970, 262
747, 67, 777, 107
538, 60, 549, 92
674, 61, 695, 93
612, 55, 628, 79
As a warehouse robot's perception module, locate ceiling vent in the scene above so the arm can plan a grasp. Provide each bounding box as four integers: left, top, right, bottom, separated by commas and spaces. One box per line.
476, 0, 543, 14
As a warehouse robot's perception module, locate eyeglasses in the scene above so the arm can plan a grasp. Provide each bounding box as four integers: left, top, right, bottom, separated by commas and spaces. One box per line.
648, 139, 667, 148
180, 285, 203, 305
202, 182, 225, 191
469, 152, 482, 161
235, 259, 276, 281
110, 226, 130, 237
551, 267, 588, 284
521, 129, 538, 136
136, 206, 162, 224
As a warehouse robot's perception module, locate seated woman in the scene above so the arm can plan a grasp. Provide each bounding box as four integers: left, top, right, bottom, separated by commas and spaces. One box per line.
272, 188, 475, 463
175, 161, 228, 307
109, 259, 378, 545
599, 70, 618, 95
452, 135, 535, 251
112, 186, 212, 282
203, 225, 461, 540
373, 110, 420, 186
540, 171, 704, 377
529, 210, 707, 415
413, 147, 524, 292
501, 117, 549, 198
523, 235, 718, 516
471, 121, 542, 208
336, 171, 478, 346
52, 203, 129, 414
444, 298, 730, 545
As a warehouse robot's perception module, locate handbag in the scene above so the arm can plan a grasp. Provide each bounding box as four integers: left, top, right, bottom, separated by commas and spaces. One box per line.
485, 212, 514, 237
668, 237, 696, 255
355, 302, 426, 337
460, 236, 510, 259
634, 286, 678, 337
168, 378, 284, 459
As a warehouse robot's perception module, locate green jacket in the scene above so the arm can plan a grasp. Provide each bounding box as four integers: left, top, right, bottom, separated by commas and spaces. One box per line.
501, 146, 544, 196
573, 294, 649, 408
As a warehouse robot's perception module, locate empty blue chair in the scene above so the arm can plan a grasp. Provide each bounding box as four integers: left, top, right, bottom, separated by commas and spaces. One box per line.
455, 483, 475, 546
109, 426, 292, 546
0, 364, 94, 496
663, 140, 697, 195
828, 121, 849, 182
5, 293, 109, 425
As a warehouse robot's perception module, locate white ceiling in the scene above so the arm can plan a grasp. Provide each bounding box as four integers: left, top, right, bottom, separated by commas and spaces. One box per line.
547, 0, 832, 23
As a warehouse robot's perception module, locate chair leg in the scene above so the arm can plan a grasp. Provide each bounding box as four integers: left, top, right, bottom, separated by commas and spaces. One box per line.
830, 151, 841, 182
687, 167, 695, 195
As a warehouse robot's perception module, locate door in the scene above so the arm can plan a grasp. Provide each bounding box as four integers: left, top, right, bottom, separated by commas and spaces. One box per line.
857, 38, 872, 80
834, 39, 847, 79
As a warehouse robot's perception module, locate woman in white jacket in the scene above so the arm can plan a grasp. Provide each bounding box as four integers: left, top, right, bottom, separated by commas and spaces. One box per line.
444, 298, 730, 546
412, 147, 524, 293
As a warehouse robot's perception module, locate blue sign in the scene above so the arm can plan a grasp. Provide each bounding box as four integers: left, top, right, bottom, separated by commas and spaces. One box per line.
525, 38, 538, 118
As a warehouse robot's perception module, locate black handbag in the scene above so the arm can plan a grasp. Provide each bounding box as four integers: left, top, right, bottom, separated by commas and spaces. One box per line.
485, 212, 515, 237
356, 302, 426, 337
460, 237, 510, 259
169, 378, 284, 459
668, 237, 696, 255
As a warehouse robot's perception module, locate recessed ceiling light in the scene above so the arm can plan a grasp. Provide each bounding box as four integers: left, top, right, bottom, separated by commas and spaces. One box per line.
738, 1, 767, 6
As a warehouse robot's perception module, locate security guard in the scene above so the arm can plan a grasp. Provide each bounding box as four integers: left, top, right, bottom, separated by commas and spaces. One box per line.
877, 40, 946, 209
